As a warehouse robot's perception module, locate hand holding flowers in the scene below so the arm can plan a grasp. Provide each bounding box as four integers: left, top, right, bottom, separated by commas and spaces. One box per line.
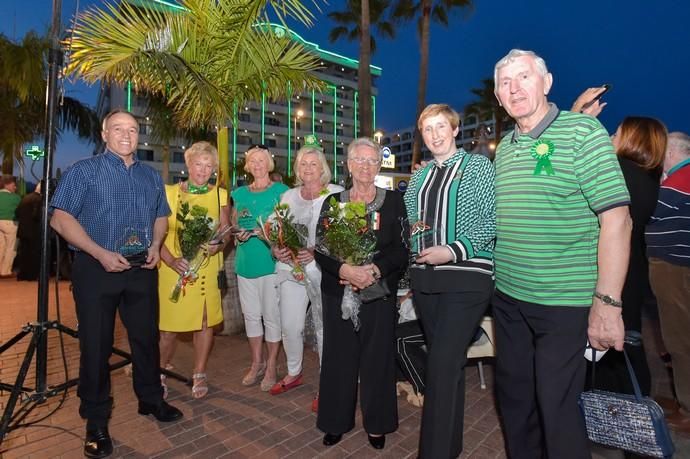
169, 202, 231, 302
258, 203, 309, 281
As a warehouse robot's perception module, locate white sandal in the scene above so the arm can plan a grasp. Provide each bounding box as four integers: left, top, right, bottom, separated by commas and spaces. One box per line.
192, 373, 208, 399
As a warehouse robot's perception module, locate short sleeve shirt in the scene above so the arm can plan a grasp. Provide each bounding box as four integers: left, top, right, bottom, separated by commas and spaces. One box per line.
494, 105, 630, 306
50, 151, 170, 252
232, 182, 288, 278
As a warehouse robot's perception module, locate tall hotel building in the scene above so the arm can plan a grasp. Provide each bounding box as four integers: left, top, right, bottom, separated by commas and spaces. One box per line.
96, 11, 381, 185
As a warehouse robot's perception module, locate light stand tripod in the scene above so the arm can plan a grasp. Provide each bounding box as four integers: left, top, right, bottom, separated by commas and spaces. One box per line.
0, 0, 188, 446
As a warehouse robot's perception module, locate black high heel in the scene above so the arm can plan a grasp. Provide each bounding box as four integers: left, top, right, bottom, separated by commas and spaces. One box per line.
323, 433, 342, 446
368, 434, 385, 449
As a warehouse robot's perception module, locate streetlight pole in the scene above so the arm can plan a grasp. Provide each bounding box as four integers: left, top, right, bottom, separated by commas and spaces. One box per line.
291, 109, 303, 177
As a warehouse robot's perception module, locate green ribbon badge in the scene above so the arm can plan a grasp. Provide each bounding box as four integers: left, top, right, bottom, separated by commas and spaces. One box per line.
530, 139, 555, 176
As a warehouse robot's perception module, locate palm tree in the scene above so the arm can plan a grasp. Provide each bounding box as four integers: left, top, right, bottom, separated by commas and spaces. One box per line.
0, 32, 99, 174
328, 0, 395, 137
464, 77, 509, 147
67, 0, 324, 185
393, 0, 473, 169
146, 93, 214, 184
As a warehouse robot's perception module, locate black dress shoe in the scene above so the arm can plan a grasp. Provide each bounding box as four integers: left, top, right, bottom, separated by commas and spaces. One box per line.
368, 434, 385, 449
138, 401, 183, 422
323, 433, 342, 446
84, 427, 113, 458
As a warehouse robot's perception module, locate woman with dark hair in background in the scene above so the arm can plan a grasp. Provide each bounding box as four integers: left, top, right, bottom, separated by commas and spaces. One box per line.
592, 116, 667, 397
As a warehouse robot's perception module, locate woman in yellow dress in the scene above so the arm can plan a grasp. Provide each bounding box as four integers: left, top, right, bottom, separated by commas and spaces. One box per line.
158, 141, 230, 399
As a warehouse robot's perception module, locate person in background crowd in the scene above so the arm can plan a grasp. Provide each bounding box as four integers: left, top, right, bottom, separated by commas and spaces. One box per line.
271, 141, 343, 408
15, 182, 43, 281
404, 103, 495, 459
50, 110, 182, 459
593, 117, 666, 398
232, 144, 288, 391
0, 175, 20, 278
646, 131, 690, 435
492, 49, 631, 459
315, 137, 407, 450
158, 141, 230, 400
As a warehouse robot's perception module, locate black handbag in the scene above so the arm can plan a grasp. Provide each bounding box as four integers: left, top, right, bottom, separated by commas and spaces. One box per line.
359, 279, 390, 303
578, 349, 674, 458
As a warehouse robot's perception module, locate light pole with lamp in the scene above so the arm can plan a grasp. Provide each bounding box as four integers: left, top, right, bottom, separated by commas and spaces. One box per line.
290, 109, 304, 177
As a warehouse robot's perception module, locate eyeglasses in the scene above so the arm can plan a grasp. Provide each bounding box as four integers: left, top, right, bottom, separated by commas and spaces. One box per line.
246, 144, 269, 152
350, 157, 381, 166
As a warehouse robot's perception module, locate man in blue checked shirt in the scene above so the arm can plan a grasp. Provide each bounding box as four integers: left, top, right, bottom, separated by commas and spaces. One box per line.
50, 110, 182, 459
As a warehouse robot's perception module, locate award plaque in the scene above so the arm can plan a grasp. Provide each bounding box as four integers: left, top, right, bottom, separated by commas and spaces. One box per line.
409, 214, 443, 262
118, 227, 150, 267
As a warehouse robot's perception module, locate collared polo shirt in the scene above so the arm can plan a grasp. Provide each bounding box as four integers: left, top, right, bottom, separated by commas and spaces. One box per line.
494, 104, 630, 306
50, 150, 170, 252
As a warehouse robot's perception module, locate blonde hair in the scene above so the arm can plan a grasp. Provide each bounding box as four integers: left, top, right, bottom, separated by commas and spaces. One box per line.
417, 104, 460, 131
184, 141, 219, 169
245, 146, 275, 173
293, 146, 332, 186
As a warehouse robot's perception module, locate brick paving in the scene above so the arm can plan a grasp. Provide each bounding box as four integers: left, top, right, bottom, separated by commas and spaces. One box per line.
2, 277, 688, 458
0, 278, 505, 458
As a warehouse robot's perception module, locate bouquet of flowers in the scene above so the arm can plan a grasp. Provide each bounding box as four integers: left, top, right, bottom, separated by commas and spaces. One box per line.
257, 203, 309, 281
316, 196, 378, 330
170, 202, 231, 303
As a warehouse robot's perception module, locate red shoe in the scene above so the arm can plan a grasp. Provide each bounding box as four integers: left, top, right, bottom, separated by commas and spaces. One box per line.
311, 394, 319, 413
269, 374, 303, 395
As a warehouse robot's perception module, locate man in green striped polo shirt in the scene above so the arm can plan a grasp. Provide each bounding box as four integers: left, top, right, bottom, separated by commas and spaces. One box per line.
492, 49, 632, 459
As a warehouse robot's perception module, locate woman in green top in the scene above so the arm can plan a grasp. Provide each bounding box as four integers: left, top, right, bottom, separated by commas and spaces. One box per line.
232, 145, 288, 391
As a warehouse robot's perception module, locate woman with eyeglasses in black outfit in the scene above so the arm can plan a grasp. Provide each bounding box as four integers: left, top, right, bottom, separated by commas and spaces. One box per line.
314, 137, 408, 450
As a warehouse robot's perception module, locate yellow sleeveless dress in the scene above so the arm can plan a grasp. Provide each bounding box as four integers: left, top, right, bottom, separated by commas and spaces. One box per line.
158, 184, 227, 331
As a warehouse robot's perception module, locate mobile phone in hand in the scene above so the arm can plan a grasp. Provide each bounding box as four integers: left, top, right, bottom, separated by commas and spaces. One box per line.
580, 84, 611, 112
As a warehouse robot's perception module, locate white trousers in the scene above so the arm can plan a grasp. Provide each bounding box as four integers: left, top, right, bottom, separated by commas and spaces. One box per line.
0, 220, 17, 276
276, 262, 324, 375
237, 274, 281, 342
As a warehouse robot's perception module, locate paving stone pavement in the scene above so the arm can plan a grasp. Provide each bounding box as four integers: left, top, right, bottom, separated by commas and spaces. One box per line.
0, 278, 505, 458
1, 277, 687, 458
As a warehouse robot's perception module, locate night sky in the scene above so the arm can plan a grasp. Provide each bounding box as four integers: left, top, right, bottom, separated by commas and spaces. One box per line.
2, 0, 689, 173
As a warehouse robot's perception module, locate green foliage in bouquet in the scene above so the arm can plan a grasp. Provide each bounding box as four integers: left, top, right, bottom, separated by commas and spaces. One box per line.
176, 201, 214, 260
261, 203, 308, 254
321, 196, 377, 265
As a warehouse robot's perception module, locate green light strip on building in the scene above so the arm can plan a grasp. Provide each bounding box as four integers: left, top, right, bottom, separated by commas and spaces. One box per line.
232, 103, 238, 187
126, 81, 132, 112
354, 91, 358, 138
287, 82, 292, 177
332, 85, 337, 180
311, 90, 316, 135
261, 82, 266, 143
372, 95, 376, 132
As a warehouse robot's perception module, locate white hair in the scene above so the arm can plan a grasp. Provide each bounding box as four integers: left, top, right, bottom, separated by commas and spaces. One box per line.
667, 132, 690, 158
494, 49, 549, 94
347, 137, 383, 161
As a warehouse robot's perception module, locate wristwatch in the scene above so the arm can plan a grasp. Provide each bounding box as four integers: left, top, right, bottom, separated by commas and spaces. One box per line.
593, 291, 622, 307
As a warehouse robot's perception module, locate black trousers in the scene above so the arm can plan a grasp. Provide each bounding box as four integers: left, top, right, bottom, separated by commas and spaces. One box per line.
415, 274, 493, 459
72, 252, 163, 427
493, 290, 590, 459
396, 319, 426, 395
317, 291, 398, 435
